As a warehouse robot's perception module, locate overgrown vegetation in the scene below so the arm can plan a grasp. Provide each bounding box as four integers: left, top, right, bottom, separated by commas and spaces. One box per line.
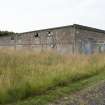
0, 50, 105, 104
0, 31, 15, 36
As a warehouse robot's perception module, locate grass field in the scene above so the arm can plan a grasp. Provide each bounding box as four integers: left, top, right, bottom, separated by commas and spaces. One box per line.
0, 50, 105, 104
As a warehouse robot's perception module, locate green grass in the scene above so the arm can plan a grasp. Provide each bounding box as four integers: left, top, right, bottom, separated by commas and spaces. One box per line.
0, 50, 105, 104
7, 70, 105, 105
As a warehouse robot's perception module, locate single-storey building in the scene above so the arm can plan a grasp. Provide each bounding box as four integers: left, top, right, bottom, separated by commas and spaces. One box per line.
0, 24, 105, 54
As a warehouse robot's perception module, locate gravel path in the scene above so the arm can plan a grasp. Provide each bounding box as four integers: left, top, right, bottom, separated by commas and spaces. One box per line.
49, 81, 105, 105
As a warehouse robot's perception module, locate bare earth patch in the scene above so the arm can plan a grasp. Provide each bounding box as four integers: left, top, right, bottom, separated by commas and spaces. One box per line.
49, 80, 105, 105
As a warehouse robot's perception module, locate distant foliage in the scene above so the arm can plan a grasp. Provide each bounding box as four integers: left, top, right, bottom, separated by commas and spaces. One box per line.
0, 31, 15, 36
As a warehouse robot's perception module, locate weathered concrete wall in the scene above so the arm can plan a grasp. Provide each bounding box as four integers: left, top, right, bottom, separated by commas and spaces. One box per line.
75, 28, 105, 54
50, 27, 74, 54
16, 26, 75, 54
0, 35, 15, 50
0, 24, 105, 54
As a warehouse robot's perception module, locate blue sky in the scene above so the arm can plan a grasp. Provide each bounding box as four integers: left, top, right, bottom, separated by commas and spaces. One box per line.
0, 0, 105, 32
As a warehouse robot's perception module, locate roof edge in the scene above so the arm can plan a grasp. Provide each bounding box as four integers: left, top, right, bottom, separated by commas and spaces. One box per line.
19, 25, 73, 34
18, 24, 105, 34
73, 24, 105, 34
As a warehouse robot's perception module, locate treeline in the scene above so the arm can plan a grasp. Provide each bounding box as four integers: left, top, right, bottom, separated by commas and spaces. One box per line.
0, 31, 15, 36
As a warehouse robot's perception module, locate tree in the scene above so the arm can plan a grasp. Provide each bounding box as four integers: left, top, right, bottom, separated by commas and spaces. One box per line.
0, 31, 15, 36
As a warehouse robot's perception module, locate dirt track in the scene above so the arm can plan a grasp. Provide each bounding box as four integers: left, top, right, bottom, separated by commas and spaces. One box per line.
49, 81, 105, 105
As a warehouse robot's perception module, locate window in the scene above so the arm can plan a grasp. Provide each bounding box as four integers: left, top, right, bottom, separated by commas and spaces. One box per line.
47, 31, 53, 37
34, 32, 39, 38
11, 36, 14, 40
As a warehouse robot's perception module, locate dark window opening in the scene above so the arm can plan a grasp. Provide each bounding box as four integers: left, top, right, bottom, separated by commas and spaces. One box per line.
34, 33, 39, 38
48, 31, 52, 37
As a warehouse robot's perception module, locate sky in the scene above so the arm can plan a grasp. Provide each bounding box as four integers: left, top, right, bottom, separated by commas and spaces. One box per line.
0, 0, 105, 32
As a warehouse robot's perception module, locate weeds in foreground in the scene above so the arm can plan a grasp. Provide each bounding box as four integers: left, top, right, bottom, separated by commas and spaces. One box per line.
0, 50, 104, 104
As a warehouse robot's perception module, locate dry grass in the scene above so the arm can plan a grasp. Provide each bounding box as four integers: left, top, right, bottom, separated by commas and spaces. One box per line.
0, 50, 105, 104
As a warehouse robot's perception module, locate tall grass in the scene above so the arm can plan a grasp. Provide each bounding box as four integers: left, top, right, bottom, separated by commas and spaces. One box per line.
0, 50, 105, 104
